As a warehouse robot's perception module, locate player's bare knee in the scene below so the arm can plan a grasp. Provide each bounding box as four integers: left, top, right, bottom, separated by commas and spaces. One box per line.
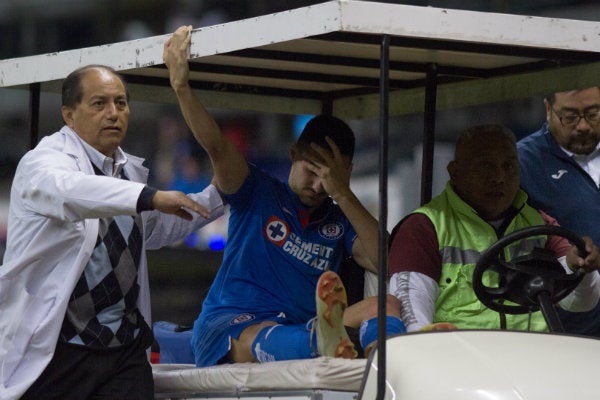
362, 295, 401, 319
230, 321, 277, 363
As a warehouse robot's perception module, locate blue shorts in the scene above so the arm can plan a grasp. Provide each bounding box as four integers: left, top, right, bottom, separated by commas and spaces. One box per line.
191, 311, 289, 367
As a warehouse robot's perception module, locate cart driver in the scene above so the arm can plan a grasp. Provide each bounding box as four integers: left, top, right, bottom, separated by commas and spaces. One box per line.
388, 124, 600, 332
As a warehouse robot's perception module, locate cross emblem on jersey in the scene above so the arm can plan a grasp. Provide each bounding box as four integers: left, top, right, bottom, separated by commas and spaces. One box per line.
264, 216, 290, 245
268, 222, 286, 240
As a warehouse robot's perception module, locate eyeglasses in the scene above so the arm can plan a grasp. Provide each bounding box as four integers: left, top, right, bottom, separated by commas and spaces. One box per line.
550, 107, 600, 127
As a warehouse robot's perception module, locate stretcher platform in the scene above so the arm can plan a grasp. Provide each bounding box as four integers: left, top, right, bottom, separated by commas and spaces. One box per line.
152, 331, 600, 400
153, 357, 366, 400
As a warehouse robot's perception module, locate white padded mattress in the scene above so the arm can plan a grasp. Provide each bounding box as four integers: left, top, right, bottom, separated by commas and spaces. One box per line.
153, 357, 367, 396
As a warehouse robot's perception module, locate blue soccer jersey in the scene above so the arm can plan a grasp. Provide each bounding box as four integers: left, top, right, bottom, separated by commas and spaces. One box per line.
191, 165, 357, 366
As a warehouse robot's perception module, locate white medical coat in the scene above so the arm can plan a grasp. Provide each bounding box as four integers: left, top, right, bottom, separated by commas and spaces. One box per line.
0, 126, 225, 400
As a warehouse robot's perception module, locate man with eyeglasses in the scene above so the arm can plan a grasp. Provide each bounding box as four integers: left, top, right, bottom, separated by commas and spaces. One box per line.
518, 86, 600, 337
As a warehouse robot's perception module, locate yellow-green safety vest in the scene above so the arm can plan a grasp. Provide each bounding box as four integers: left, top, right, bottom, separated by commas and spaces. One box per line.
416, 182, 548, 331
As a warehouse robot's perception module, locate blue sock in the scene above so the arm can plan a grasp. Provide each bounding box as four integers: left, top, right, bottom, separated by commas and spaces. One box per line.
251, 324, 318, 362
359, 316, 406, 350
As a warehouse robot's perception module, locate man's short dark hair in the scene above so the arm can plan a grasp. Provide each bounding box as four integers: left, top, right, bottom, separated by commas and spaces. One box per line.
62, 65, 129, 108
544, 93, 555, 105
545, 86, 600, 105
454, 124, 516, 159
296, 115, 355, 159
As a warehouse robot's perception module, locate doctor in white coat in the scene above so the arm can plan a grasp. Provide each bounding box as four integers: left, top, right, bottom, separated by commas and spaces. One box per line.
0, 64, 225, 400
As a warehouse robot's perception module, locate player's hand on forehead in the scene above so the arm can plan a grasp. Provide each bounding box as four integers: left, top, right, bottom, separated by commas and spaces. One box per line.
308, 137, 340, 163
302, 148, 326, 167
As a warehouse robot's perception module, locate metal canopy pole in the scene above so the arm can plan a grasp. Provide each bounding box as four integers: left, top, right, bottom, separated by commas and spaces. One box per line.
321, 97, 333, 116
28, 82, 41, 149
420, 63, 438, 205
376, 34, 390, 400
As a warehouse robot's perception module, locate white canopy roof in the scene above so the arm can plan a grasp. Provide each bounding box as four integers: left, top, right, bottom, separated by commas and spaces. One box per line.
1, 0, 599, 120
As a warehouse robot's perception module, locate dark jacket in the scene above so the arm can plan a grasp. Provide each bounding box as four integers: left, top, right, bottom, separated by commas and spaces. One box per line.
518, 123, 600, 336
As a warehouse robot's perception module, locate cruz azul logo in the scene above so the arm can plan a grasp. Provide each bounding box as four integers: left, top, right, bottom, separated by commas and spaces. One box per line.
318, 222, 344, 240
264, 216, 290, 245
264, 215, 335, 271
230, 313, 255, 325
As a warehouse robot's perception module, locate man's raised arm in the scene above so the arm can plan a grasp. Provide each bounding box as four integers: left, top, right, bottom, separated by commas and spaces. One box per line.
163, 25, 249, 194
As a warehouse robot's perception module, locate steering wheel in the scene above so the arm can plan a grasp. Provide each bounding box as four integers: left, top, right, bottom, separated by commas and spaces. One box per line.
473, 226, 586, 326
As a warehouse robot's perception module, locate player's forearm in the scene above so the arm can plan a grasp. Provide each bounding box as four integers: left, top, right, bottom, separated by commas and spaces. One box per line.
335, 189, 384, 271
172, 83, 223, 155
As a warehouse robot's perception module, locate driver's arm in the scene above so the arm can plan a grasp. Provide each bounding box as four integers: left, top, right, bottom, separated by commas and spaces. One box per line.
556, 235, 600, 312
389, 213, 441, 332
389, 271, 438, 332
558, 270, 600, 312
542, 211, 600, 312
